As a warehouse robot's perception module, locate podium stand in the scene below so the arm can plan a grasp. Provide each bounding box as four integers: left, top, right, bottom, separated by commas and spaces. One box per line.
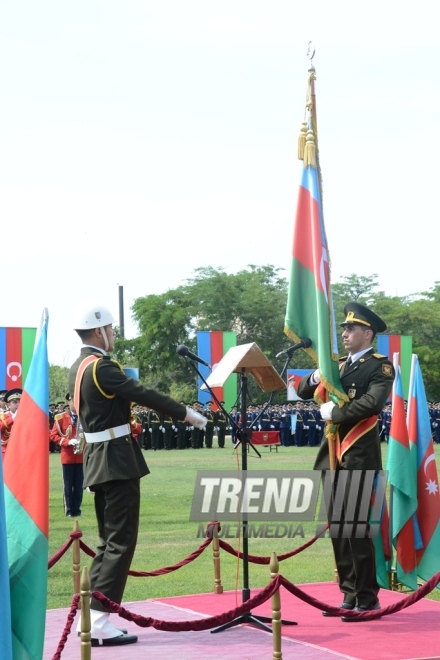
202, 342, 296, 632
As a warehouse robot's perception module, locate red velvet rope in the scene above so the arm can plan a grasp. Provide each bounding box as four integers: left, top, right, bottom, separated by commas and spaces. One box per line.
51, 594, 80, 660
77, 538, 213, 576
92, 575, 281, 631
91, 570, 440, 630
218, 529, 323, 564
127, 538, 213, 576
279, 571, 440, 620
48, 531, 82, 569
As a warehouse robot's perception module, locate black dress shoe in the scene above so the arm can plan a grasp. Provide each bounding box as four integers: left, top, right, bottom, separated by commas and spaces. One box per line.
322, 602, 355, 617
341, 601, 381, 622
91, 633, 138, 646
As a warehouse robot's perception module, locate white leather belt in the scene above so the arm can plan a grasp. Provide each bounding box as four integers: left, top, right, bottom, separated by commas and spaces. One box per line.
84, 423, 131, 443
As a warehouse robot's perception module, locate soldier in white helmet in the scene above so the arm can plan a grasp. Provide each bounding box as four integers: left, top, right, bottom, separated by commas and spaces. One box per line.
69, 304, 206, 647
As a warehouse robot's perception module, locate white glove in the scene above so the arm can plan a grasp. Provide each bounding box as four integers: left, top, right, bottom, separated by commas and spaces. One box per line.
320, 401, 335, 421
159, 425, 163, 430
68, 439, 79, 447
172, 425, 176, 430
258, 425, 262, 430
161, 428, 165, 433
310, 369, 321, 385
185, 407, 208, 431
270, 425, 274, 429
149, 428, 152, 432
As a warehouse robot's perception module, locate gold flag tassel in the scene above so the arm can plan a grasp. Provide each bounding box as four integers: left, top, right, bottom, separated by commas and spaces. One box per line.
297, 120, 308, 160
303, 127, 316, 169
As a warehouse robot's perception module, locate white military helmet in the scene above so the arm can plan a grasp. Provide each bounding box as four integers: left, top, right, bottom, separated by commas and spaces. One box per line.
73, 304, 115, 330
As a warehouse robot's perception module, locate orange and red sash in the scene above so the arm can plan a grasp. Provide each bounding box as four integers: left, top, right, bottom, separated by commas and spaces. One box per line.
336, 415, 378, 462
73, 355, 100, 418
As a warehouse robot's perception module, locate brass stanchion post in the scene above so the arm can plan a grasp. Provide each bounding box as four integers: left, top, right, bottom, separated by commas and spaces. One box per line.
72, 520, 81, 605
79, 567, 91, 660
270, 552, 282, 660
212, 524, 223, 594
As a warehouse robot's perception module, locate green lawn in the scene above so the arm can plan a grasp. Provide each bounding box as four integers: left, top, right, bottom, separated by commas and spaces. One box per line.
47, 442, 440, 609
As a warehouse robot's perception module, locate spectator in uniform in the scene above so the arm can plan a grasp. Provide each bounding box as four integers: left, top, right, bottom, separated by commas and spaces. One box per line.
214, 402, 228, 448
49, 394, 84, 517
0, 388, 22, 455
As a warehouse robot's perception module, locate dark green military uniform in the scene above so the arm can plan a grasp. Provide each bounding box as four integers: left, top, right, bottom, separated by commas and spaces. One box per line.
68, 347, 186, 612
215, 408, 228, 448
297, 303, 395, 611
203, 404, 215, 448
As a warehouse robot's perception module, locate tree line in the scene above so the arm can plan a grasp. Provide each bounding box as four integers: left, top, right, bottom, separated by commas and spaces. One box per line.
49, 267, 440, 403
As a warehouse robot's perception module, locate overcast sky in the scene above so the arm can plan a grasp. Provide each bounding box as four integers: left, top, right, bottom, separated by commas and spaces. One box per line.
1, 1, 439, 366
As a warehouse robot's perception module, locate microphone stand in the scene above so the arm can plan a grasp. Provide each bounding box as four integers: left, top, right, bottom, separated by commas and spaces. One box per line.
184, 356, 297, 633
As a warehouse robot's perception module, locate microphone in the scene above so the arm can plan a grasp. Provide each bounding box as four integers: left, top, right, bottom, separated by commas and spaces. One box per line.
176, 344, 211, 369
275, 338, 312, 359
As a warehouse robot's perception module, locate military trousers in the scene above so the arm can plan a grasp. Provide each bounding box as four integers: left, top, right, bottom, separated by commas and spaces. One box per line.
326, 469, 380, 609
89, 477, 141, 612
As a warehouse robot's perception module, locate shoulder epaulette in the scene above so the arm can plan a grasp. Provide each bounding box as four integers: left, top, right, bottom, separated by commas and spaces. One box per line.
54, 413, 64, 420
373, 353, 387, 359
339, 356, 348, 362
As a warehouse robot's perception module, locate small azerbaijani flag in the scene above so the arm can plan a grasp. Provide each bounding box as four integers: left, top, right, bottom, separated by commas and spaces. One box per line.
0, 327, 37, 390
4, 309, 49, 659
386, 355, 418, 590
377, 335, 412, 399
197, 331, 237, 410
407, 354, 440, 584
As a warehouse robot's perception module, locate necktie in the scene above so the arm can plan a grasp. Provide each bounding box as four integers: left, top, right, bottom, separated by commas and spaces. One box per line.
346, 357, 352, 368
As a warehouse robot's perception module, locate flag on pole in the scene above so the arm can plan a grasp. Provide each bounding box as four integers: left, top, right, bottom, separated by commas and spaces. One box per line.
284, 65, 346, 404
377, 335, 412, 399
407, 354, 440, 583
4, 309, 49, 659
386, 355, 418, 589
0, 327, 37, 390
196, 331, 237, 410
284, 62, 347, 468
0, 452, 12, 660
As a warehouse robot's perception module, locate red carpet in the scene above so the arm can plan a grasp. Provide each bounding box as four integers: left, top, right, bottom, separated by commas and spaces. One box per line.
44, 582, 440, 659
158, 582, 440, 660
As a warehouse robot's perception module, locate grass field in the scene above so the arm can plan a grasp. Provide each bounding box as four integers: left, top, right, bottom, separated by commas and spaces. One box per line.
47, 442, 440, 610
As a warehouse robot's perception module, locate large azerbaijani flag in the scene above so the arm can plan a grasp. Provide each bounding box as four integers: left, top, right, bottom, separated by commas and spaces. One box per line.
284, 70, 346, 408
407, 354, 440, 583
4, 310, 49, 658
0, 327, 37, 390
386, 356, 419, 590
197, 331, 237, 411
377, 335, 412, 399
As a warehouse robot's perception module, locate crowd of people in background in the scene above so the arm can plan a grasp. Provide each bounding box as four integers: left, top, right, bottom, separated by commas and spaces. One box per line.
45, 398, 440, 452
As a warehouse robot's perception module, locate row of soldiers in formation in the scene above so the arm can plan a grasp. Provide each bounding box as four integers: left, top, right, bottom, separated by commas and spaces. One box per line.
129, 400, 326, 450
128, 399, 440, 450
46, 396, 440, 454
